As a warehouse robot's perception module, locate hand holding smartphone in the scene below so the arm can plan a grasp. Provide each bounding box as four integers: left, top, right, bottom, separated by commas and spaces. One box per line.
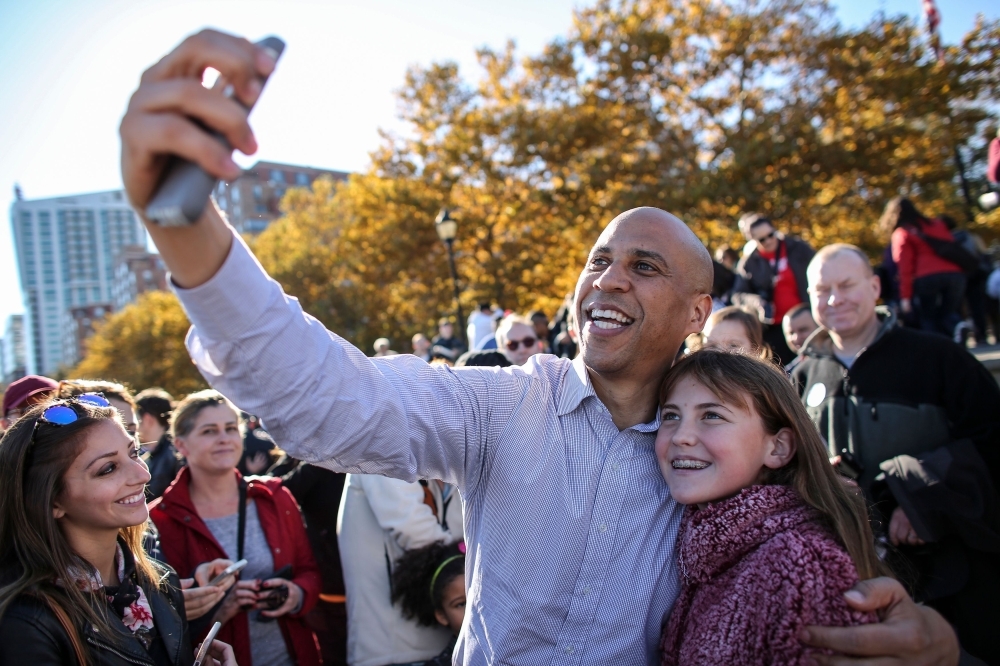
144, 36, 285, 226
208, 559, 248, 587
192, 621, 223, 666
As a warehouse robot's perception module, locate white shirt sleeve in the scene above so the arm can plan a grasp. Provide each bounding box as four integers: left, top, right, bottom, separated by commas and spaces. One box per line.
173, 232, 527, 494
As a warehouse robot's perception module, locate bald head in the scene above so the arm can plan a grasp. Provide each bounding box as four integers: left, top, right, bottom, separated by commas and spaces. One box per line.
598, 207, 714, 295
808, 243, 873, 281
574, 206, 714, 394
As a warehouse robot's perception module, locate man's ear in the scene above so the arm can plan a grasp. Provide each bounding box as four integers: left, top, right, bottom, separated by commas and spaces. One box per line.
434, 609, 449, 627
763, 428, 797, 469
687, 294, 713, 336
871, 273, 881, 301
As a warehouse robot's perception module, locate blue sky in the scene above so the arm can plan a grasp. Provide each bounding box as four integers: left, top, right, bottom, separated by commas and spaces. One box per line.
1, 0, 996, 326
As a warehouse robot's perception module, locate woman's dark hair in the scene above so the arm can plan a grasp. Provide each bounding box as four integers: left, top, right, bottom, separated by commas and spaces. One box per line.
0, 399, 164, 665
59, 379, 135, 411
878, 196, 928, 236
134, 388, 175, 429
659, 350, 891, 580
391, 541, 464, 627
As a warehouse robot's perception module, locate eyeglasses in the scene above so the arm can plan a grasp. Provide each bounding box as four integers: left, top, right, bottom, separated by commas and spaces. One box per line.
32, 393, 112, 442
754, 231, 776, 243
505, 336, 537, 352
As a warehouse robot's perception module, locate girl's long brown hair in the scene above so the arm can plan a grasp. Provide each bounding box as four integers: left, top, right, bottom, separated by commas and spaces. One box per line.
660, 349, 889, 580
0, 400, 165, 665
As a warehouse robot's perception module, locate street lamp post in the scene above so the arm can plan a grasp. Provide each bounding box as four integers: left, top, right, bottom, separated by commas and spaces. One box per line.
435, 209, 466, 344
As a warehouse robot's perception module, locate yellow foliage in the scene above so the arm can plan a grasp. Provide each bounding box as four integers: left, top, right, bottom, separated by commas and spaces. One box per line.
246, 0, 1000, 353
69, 291, 207, 399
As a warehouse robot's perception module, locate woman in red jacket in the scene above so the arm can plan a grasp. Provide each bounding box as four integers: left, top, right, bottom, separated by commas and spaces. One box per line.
149, 390, 322, 666
880, 197, 965, 337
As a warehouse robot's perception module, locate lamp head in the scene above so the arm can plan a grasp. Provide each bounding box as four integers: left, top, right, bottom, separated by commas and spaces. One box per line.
435, 209, 458, 242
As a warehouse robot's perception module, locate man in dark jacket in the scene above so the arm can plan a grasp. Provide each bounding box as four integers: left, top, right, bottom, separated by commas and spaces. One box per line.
281, 461, 349, 665
733, 213, 815, 363
791, 243, 1000, 663
135, 388, 182, 500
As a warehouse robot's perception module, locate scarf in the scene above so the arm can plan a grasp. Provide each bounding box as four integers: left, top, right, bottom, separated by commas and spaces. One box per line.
60, 539, 157, 649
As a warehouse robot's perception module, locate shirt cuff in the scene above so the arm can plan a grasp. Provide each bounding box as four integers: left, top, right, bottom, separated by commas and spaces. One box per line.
170, 231, 279, 343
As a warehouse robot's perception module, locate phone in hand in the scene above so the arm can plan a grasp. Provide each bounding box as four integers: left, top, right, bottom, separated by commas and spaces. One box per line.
208, 558, 248, 587
253, 563, 293, 622
192, 621, 222, 666
257, 584, 289, 610
144, 36, 286, 227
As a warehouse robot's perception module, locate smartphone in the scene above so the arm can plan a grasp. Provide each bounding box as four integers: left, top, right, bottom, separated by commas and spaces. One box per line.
192, 621, 223, 666
144, 36, 286, 227
208, 558, 248, 587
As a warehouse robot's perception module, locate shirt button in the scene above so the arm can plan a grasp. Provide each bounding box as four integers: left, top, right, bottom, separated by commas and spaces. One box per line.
581, 586, 591, 596
611, 462, 620, 472
275, 548, 281, 554
564, 645, 575, 655
598, 523, 607, 533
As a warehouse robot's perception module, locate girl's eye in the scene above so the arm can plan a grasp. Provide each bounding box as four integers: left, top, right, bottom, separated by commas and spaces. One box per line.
703, 411, 724, 420
98, 463, 116, 476
661, 412, 680, 421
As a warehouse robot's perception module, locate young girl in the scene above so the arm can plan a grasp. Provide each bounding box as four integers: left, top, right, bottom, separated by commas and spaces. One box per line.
688, 306, 772, 361
391, 541, 466, 666
0, 394, 236, 665
656, 350, 884, 665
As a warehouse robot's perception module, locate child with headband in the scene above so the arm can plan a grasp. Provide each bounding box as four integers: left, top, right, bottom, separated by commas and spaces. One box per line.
391, 541, 466, 666
657, 350, 885, 664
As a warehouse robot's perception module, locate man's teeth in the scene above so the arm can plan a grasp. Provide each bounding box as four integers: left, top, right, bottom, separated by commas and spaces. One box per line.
589, 309, 635, 326
116, 492, 145, 505
671, 460, 710, 470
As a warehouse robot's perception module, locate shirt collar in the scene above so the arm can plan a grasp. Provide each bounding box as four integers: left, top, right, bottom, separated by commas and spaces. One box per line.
557, 355, 595, 417
557, 356, 661, 433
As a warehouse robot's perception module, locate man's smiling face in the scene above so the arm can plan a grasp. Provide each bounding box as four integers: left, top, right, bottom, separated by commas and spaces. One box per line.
574, 208, 713, 384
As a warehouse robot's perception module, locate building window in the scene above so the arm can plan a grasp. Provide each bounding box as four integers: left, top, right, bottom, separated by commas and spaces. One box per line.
295, 172, 310, 186
270, 170, 286, 184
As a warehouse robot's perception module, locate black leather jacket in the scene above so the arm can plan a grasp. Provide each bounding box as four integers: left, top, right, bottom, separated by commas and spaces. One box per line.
0, 568, 193, 666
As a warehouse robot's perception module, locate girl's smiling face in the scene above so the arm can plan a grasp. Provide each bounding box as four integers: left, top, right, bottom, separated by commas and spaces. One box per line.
53, 419, 151, 533
654, 376, 795, 506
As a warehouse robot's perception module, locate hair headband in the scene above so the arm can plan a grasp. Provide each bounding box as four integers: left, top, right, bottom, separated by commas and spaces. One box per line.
429, 554, 464, 602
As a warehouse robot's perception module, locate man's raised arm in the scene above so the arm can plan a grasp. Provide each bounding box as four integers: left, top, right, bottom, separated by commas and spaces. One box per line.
119, 30, 502, 490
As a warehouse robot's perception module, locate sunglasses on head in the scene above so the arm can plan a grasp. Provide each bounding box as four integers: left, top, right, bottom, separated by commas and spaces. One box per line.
32, 393, 112, 441
505, 336, 537, 352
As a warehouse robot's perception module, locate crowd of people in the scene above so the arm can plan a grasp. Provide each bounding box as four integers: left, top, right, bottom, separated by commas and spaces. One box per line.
1, 30, 999, 666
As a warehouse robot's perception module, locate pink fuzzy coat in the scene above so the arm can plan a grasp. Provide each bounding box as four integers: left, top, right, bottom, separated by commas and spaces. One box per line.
661, 485, 875, 665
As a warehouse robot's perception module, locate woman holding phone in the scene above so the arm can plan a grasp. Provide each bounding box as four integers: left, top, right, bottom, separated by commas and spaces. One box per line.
149, 390, 321, 666
0, 394, 237, 666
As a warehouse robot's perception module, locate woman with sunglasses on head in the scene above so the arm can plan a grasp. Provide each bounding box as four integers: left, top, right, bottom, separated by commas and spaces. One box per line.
59, 380, 140, 440
0, 394, 237, 666
149, 390, 322, 666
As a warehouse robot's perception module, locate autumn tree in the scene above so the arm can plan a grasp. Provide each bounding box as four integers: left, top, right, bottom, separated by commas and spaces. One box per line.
69, 291, 207, 398
250, 0, 1000, 353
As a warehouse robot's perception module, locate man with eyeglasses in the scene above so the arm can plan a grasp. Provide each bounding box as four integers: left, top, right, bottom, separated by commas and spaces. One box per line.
734, 212, 815, 363
494, 315, 545, 366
